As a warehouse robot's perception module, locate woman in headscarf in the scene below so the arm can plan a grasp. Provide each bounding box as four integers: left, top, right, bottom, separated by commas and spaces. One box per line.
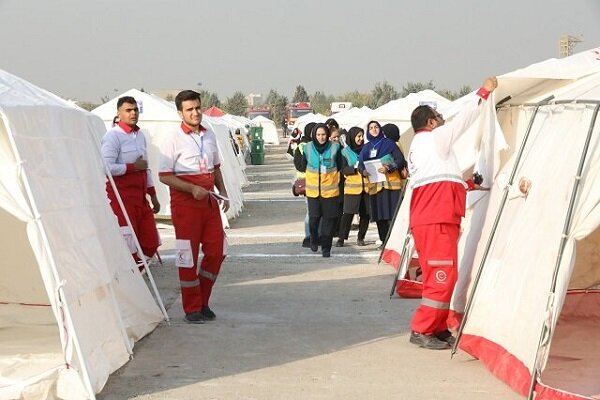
294, 122, 317, 248
338, 127, 370, 246
359, 120, 407, 248
294, 123, 343, 257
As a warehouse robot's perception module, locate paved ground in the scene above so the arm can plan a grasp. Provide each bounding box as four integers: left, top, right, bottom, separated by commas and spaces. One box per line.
98, 139, 521, 400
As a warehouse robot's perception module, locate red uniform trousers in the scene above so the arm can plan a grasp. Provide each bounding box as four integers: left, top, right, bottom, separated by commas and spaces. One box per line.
410, 223, 459, 335
172, 198, 225, 314
109, 193, 160, 259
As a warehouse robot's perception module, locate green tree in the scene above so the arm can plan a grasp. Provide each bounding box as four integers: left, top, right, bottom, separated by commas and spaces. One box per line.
265, 89, 288, 127
310, 91, 335, 115
458, 85, 472, 97
77, 101, 99, 111
222, 91, 248, 116
165, 94, 174, 102
292, 85, 309, 103
400, 81, 435, 97
369, 81, 399, 108
336, 90, 372, 108
199, 90, 221, 108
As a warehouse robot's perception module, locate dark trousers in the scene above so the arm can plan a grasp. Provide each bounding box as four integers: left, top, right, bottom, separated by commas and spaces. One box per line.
339, 213, 369, 241
309, 216, 336, 252
376, 220, 390, 242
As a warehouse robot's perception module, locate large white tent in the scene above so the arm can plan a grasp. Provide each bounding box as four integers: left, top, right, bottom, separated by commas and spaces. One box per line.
250, 115, 279, 145
384, 47, 600, 399
369, 90, 452, 154
0, 70, 163, 399
92, 89, 246, 226
330, 106, 373, 131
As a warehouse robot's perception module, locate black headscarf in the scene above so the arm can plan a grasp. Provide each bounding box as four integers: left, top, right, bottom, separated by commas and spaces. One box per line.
311, 123, 331, 153
381, 123, 400, 142
302, 122, 316, 143
347, 127, 364, 154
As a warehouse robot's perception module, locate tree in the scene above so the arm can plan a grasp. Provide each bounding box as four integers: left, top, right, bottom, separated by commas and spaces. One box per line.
265, 89, 288, 127
77, 101, 99, 111
199, 90, 221, 109
438, 85, 472, 101
458, 85, 472, 97
310, 91, 335, 115
336, 90, 372, 108
292, 85, 309, 103
369, 81, 399, 109
165, 94, 174, 102
400, 81, 435, 98
222, 91, 248, 116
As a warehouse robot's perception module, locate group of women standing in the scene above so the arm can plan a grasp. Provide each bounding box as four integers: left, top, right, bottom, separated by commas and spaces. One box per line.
293, 119, 407, 257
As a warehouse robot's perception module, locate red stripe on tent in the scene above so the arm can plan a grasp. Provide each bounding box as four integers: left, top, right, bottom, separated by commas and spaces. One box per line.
460, 334, 591, 400
381, 248, 401, 269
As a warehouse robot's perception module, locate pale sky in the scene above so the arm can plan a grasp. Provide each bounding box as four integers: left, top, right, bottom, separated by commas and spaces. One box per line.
1, 0, 599, 102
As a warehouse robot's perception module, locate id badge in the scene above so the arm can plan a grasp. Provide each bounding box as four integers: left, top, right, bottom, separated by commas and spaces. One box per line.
320, 165, 327, 174
198, 154, 209, 173
370, 149, 377, 158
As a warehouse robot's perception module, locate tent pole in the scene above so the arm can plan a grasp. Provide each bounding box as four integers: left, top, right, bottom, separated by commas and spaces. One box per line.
452, 96, 554, 358
525, 104, 600, 400
85, 126, 170, 323
103, 167, 170, 323
2, 119, 97, 399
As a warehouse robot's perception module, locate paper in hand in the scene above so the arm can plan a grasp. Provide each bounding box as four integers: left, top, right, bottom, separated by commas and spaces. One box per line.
363, 159, 386, 183
209, 191, 229, 202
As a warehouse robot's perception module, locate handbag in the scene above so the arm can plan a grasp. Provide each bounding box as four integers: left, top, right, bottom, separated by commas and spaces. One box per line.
292, 178, 306, 197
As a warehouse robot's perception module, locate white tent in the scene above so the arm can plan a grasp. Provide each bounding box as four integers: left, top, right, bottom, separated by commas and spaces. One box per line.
456, 47, 600, 400
369, 90, 452, 154
384, 46, 600, 399
250, 115, 279, 145
0, 70, 163, 399
293, 112, 327, 133
92, 89, 246, 226
331, 106, 373, 131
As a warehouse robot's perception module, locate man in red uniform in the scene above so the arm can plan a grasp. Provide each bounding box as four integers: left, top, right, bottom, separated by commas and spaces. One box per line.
407, 77, 498, 349
158, 90, 229, 324
101, 96, 160, 266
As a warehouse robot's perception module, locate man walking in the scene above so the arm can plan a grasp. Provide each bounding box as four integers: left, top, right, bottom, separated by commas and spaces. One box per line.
159, 90, 229, 324
101, 96, 160, 267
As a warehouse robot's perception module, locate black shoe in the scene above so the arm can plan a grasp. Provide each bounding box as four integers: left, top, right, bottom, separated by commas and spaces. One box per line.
184, 312, 206, 324
310, 243, 318, 252
409, 331, 450, 350
302, 238, 310, 248
356, 238, 367, 246
435, 330, 456, 347
335, 239, 344, 247
322, 249, 331, 258
201, 306, 216, 321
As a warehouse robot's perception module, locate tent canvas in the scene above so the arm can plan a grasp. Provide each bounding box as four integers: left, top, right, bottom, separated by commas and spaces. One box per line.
92, 89, 246, 225
0, 70, 163, 399
250, 115, 280, 145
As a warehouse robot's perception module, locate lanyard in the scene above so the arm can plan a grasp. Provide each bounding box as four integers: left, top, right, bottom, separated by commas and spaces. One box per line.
189, 133, 204, 157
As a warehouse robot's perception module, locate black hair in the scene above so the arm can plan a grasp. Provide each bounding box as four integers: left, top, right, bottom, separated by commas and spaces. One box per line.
175, 90, 202, 111
411, 105, 437, 131
325, 118, 339, 130
117, 96, 137, 110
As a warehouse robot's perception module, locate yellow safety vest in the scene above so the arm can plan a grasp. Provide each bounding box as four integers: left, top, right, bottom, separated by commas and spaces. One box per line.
342, 146, 369, 195
368, 153, 404, 195
305, 142, 341, 198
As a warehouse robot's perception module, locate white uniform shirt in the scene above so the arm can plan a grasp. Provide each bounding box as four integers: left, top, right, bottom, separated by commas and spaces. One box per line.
159, 123, 221, 176
101, 123, 154, 187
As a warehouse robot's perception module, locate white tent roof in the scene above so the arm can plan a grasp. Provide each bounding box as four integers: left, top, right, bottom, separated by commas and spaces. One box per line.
331, 106, 373, 131
0, 70, 163, 399
293, 112, 328, 132
250, 115, 280, 145
92, 90, 246, 225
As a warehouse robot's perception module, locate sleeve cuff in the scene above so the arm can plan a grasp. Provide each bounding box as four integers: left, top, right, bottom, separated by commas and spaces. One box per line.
147, 186, 156, 196
126, 163, 135, 173
476, 87, 491, 100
